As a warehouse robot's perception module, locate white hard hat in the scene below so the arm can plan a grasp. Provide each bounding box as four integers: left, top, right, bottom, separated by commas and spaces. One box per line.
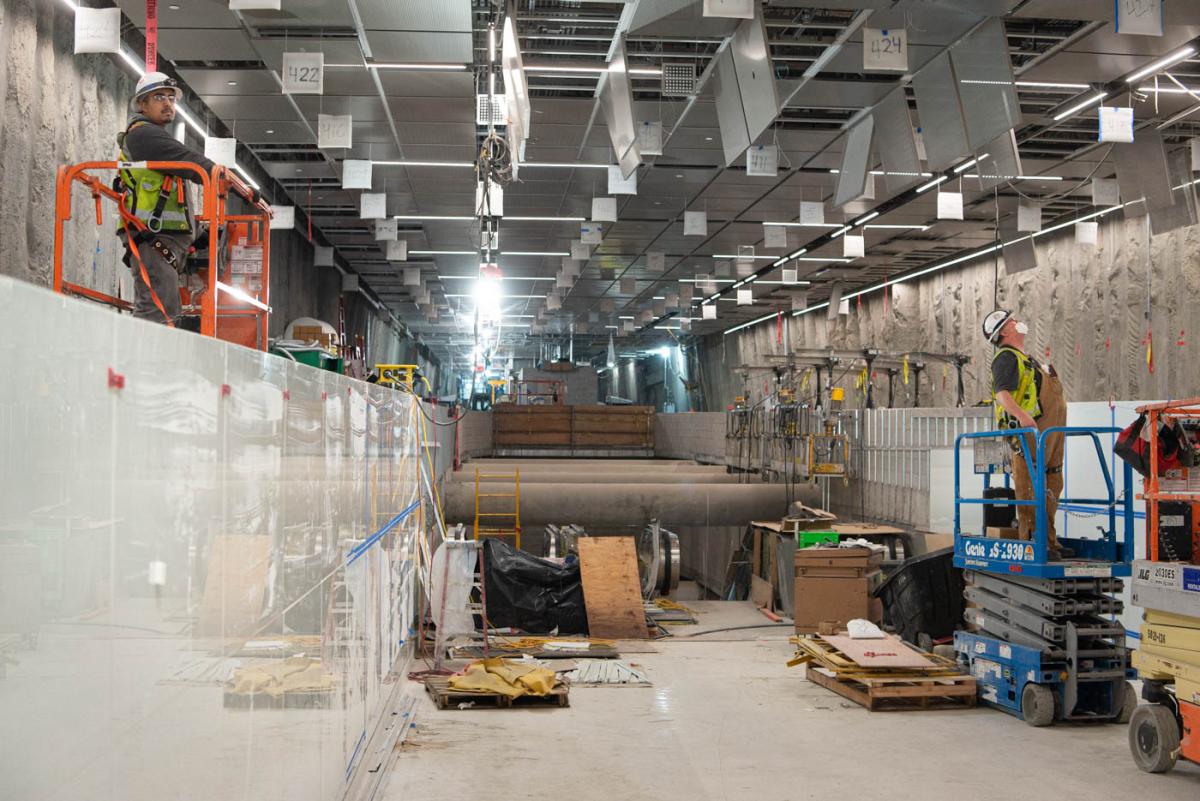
134, 71, 182, 102
982, 309, 1012, 344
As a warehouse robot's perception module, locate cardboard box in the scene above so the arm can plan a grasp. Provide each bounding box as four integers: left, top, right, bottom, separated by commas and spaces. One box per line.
985, 526, 1019, 539
794, 546, 882, 569
794, 571, 882, 634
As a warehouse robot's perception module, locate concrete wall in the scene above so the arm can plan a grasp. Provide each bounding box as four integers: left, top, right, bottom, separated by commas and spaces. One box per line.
518, 365, 599, 405
0, 0, 133, 291
655, 412, 726, 464
701, 211, 1200, 411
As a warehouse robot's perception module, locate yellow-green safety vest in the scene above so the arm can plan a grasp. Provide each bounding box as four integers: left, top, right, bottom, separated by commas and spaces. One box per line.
116, 122, 191, 233
991, 346, 1040, 426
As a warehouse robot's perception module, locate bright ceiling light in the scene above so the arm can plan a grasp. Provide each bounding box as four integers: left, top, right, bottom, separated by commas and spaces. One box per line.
1052, 91, 1107, 122
916, 175, 949, 193
372, 160, 474, 168
1126, 45, 1198, 83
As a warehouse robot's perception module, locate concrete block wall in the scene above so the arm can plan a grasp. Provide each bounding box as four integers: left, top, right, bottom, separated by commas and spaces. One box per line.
655, 412, 727, 464
458, 408, 493, 460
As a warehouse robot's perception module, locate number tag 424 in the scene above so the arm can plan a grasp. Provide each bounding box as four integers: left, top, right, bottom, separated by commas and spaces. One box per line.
864, 27, 907, 72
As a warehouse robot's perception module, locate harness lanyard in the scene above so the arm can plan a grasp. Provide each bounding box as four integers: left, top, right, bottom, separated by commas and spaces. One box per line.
119, 199, 175, 327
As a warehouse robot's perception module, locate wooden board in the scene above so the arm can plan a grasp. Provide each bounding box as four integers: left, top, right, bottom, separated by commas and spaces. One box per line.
817, 633, 934, 669
577, 537, 650, 639
807, 667, 976, 711
198, 534, 271, 637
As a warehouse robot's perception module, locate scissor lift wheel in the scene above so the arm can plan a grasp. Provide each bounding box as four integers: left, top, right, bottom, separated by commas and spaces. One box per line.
1022, 683, 1059, 727
1129, 704, 1180, 773
1118, 681, 1137, 725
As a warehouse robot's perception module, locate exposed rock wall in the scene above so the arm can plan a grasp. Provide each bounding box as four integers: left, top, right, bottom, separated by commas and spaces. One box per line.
701, 211, 1200, 410
0, 0, 133, 292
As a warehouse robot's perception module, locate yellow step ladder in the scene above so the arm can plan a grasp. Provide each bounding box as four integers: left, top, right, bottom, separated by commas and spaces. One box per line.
473, 467, 521, 550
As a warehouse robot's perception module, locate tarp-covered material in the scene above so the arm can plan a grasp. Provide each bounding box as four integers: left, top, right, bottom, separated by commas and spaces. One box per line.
482, 538, 588, 634
447, 657, 557, 698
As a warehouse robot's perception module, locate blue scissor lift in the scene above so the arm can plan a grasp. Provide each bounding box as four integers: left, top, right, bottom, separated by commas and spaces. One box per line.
952, 426, 1137, 726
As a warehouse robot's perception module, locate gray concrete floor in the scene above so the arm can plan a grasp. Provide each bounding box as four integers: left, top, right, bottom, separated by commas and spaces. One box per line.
384, 601, 1200, 801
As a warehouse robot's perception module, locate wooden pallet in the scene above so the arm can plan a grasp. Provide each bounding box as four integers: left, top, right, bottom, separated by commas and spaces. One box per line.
807, 666, 976, 711
424, 676, 570, 710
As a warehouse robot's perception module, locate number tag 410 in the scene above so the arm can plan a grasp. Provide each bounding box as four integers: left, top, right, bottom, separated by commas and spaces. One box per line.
864, 27, 907, 72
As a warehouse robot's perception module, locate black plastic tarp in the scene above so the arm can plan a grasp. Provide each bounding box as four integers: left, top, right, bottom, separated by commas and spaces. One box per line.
481, 538, 588, 635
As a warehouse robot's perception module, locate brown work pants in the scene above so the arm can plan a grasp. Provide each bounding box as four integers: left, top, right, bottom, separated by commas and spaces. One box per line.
1010, 371, 1066, 554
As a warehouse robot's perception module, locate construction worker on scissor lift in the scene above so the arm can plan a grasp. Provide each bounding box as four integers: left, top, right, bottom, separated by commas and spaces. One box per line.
115, 72, 259, 328
982, 309, 1069, 560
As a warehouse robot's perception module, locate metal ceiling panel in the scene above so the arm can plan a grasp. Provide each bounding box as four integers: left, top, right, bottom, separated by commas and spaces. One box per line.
834, 114, 875, 208
157, 29, 258, 61
365, 31, 473, 63
378, 72, 474, 98
729, 11, 780, 161
972, 129, 1022, 192
178, 69, 280, 96
871, 89, 922, 194
1019, 52, 1149, 84
387, 98, 475, 124
237, 120, 314, 144
114, 0, 237, 28
780, 78, 895, 110
204, 94, 303, 122
354, 0, 471, 32
599, 36, 642, 179
294, 96, 388, 123
1012, 0, 1200, 23
394, 122, 476, 145
950, 19, 1022, 151
236, 1, 355, 29
627, 0, 740, 38
713, 48, 751, 168
911, 52, 971, 171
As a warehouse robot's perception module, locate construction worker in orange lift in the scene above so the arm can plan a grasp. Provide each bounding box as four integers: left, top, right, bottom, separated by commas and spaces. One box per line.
115, 72, 259, 327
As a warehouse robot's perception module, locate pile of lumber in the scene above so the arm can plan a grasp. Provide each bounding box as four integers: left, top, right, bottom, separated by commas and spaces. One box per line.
789, 632, 976, 711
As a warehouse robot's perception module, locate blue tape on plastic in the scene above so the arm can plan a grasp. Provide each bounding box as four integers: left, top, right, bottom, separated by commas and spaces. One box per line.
345, 499, 421, 566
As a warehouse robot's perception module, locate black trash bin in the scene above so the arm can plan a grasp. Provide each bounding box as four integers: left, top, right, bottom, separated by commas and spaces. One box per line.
874, 546, 964, 646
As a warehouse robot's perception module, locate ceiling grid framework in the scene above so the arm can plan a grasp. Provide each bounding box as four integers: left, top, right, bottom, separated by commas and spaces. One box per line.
112, 0, 1200, 362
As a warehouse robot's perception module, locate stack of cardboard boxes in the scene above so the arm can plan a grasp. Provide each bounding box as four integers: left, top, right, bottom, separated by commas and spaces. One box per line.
793, 545, 884, 634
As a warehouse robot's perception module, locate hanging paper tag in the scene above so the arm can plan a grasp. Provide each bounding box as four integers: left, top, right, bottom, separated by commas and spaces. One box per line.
562, 257, 581, 277
791, 292, 808, 312
145, 0, 158, 71
702, 304, 717, 320
746, 145, 779, 177
557, 272, 573, 289
403, 267, 421, 286
843, 234, 865, 258
1116, 0, 1163, 36
636, 121, 663, 156
620, 277, 636, 294
386, 240, 407, 261
314, 246, 334, 267
269, 206, 295, 230
375, 219, 398, 241
737, 288, 753, 306
592, 197, 618, 222
684, 211, 707, 236
764, 224, 788, 249
782, 268, 799, 284
74, 7, 121, 55
679, 284, 694, 303
800, 201, 825, 226
647, 252, 665, 273
1075, 221, 1099, 245
863, 27, 908, 72
317, 114, 353, 149
571, 240, 590, 260
360, 193, 386, 219
608, 165, 637, 195
282, 52, 324, 95
702, 0, 753, 18
1091, 178, 1120, 207
204, 137, 237, 167
231, 0, 282, 8
1191, 138, 1200, 172
1017, 204, 1042, 232
937, 191, 964, 220
342, 159, 373, 190
581, 223, 603, 245
1098, 107, 1134, 143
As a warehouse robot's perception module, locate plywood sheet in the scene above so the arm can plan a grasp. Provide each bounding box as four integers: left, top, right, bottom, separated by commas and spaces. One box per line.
818, 633, 933, 669
577, 537, 648, 639
198, 535, 271, 637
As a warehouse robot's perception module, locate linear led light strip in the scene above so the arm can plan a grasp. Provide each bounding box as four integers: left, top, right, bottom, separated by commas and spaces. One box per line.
393, 214, 587, 222
724, 193, 1149, 336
